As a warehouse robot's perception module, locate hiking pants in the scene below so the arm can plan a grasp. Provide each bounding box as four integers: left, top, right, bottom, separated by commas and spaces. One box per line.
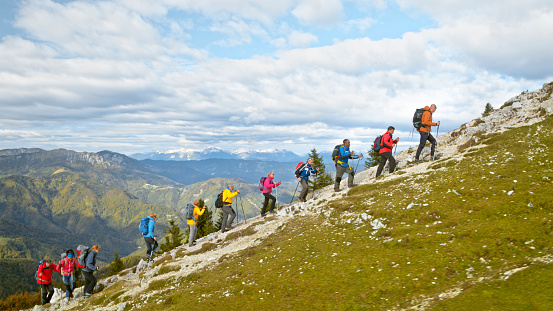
83, 271, 97, 295
262, 193, 276, 214
376, 152, 396, 178
188, 224, 197, 246
299, 179, 309, 201
415, 131, 436, 160
40, 283, 54, 305
144, 237, 155, 256
63, 274, 75, 298
221, 205, 236, 231
335, 164, 354, 190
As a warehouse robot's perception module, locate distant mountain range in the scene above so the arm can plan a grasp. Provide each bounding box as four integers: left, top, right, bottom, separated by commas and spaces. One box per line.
143, 158, 300, 185
131, 147, 307, 162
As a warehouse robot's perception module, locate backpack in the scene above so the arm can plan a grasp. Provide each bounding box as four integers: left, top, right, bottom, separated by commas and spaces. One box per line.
332, 144, 344, 163
413, 108, 425, 130
258, 177, 267, 191
294, 162, 306, 178
215, 191, 224, 208
139, 217, 150, 236
372, 135, 383, 152
35, 260, 44, 280
76, 245, 90, 269
185, 203, 195, 220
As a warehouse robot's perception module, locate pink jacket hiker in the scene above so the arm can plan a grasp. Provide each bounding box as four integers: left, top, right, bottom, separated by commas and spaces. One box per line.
59, 257, 76, 276
262, 176, 279, 194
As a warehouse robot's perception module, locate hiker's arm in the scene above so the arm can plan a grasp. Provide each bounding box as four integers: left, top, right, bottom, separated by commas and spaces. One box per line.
197, 207, 205, 216
86, 253, 96, 271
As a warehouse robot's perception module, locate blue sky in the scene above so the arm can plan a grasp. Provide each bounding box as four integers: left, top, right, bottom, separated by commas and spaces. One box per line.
0, 0, 552, 156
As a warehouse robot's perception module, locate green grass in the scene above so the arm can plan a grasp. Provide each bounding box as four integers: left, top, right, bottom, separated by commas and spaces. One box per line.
430, 263, 553, 310
117, 115, 553, 310
156, 265, 181, 276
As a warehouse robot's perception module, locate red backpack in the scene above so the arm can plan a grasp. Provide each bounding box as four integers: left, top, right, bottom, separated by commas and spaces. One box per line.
294, 162, 306, 178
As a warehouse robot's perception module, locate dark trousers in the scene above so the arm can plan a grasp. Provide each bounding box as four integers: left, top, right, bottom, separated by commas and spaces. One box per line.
334, 164, 354, 190
221, 205, 236, 231
415, 131, 436, 160
261, 193, 276, 215
299, 179, 309, 201
40, 283, 54, 305
144, 237, 158, 256
376, 152, 396, 177
83, 271, 97, 295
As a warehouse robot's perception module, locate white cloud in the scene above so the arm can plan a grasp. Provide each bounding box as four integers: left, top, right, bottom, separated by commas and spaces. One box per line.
210, 18, 268, 47
14, 0, 201, 60
342, 17, 376, 32
399, 0, 553, 79
288, 31, 318, 48
292, 0, 344, 26
0, 0, 551, 156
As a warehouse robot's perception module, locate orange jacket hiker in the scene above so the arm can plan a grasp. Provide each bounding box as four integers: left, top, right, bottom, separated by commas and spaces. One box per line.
419, 106, 437, 133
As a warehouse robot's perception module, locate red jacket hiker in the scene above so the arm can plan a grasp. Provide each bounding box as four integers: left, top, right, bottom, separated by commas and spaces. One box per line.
37, 262, 61, 285
379, 131, 398, 154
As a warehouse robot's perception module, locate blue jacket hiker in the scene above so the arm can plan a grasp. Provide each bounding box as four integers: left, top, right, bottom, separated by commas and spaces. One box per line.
334, 139, 363, 192
297, 158, 319, 202
82, 245, 100, 298
144, 213, 158, 262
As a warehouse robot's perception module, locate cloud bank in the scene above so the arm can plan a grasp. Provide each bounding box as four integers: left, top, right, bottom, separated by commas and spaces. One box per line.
0, 0, 551, 155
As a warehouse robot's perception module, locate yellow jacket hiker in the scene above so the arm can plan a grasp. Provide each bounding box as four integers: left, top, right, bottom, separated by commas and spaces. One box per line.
221, 184, 240, 233
222, 187, 239, 206
188, 200, 206, 246
187, 205, 206, 226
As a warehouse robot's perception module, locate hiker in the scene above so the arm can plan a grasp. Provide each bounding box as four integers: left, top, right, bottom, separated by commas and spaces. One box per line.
143, 212, 158, 262
334, 139, 363, 191
376, 126, 399, 178
221, 184, 240, 233
415, 104, 440, 163
188, 200, 206, 246
59, 249, 76, 299
82, 245, 101, 298
297, 159, 318, 202
261, 172, 282, 216
36, 259, 61, 305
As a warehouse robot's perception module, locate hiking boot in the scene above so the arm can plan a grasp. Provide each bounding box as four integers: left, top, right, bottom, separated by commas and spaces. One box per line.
348, 184, 358, 188
334, 188, 340, 192
414, 159, 423, 164
261, 213, 266, 217
225, 225, 233, 229
269, 209, 276, 214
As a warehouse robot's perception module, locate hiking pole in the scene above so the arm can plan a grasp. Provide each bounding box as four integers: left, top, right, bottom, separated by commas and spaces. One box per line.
238, 194, 247, 224
289, 180, 300, 204
275, 186, 279, 210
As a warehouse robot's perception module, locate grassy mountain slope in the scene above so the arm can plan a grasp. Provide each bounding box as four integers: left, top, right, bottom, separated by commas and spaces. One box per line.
59, 87, 553, 310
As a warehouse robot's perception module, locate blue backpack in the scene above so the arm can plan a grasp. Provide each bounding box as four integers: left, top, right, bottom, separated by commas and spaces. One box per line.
185, 203, 195, 220
139, 217, 150, 235
372, 135, 383, 152
35, 260, 44, 281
